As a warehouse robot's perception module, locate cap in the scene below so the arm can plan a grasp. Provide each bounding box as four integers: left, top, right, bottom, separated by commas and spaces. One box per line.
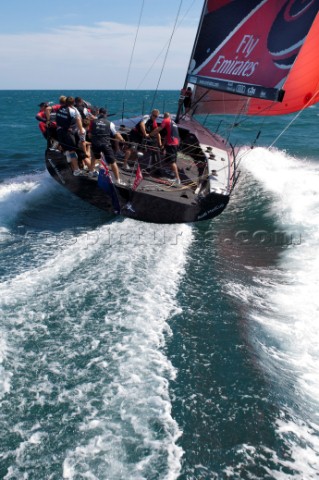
99, 107, 107, 115
38, 102, 49, 108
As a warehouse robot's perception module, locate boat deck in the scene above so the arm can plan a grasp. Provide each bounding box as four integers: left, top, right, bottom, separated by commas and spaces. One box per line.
113, 115, 232, 200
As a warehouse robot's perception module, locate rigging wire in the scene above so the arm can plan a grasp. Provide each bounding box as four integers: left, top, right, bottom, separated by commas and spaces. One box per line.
136, 0, 196, 90
269, 89, 319, 148
122, 0, 145, 108
150, 0, 184, 111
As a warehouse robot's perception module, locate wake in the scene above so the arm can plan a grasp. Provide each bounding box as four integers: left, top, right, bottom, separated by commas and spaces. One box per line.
0, 218, 193, 480
231, 147, 319, 478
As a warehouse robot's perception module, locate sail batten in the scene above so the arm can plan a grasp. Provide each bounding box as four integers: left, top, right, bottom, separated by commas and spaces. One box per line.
189, 0, 319, 116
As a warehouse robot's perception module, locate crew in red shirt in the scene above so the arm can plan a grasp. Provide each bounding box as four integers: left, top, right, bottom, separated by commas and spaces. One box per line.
151, 112, 181, 184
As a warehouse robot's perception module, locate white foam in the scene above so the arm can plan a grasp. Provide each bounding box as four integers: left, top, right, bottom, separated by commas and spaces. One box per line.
242, 147, 319, 228
0, 335, 12, 399
229, 147, 319, 476
0, 171, 55, 226
242, 147, 319, 398
0, 219, 193, 479
268, 417, 319, 480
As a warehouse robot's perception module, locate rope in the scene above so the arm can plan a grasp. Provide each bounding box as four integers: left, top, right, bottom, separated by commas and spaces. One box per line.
150, 0, 184, 111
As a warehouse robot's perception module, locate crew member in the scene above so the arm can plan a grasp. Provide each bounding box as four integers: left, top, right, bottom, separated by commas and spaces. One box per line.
90, 108, 125, 185
151, 112, 181, 184
56, 96, 86, 176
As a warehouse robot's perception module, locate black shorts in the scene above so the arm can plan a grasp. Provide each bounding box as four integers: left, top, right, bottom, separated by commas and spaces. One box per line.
92, 143, 116, 165
164, 145, 178, 164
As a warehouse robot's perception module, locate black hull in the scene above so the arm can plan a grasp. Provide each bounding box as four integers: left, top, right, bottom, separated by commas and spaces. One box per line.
45, 148, 230, 224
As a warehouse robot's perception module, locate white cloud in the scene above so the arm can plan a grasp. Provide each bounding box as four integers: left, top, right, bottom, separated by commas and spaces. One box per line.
0, 22, 197, 89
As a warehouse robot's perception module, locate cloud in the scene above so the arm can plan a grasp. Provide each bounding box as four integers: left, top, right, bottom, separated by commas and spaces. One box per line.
0, 22, 197, 89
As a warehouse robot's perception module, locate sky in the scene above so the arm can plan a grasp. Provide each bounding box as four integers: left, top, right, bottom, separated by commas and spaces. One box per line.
0, 0, 203, 90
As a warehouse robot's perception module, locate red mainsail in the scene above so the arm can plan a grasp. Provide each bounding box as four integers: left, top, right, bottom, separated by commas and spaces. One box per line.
188, 0, 319, 116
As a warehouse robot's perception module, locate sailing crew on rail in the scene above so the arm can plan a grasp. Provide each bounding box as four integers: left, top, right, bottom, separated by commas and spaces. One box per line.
55, 96, 88, 176
35, 102, 51, 139
35, 101, 59, 145
150, 112, 181, 185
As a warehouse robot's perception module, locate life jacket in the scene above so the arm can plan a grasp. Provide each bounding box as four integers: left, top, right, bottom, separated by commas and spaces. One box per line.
36, 107, 58, 127
132, 119, 144, 135
35, 111, 46, 123
56, 106, 72, 130
145, 116, 157, 133
129, 119, 145, 143
91, 117, 112, 145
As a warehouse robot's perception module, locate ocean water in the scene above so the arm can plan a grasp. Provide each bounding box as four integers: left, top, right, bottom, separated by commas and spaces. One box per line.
0, 90, 319, 479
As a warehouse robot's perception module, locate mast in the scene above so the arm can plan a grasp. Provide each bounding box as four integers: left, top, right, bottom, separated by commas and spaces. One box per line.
176, 0, 208, 123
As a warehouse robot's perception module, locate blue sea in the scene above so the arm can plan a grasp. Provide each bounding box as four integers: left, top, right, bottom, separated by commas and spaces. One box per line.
1, 90, 319, 480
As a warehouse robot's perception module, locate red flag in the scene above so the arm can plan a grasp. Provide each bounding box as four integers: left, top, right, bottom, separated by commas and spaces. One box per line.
133, 164, 143, 191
